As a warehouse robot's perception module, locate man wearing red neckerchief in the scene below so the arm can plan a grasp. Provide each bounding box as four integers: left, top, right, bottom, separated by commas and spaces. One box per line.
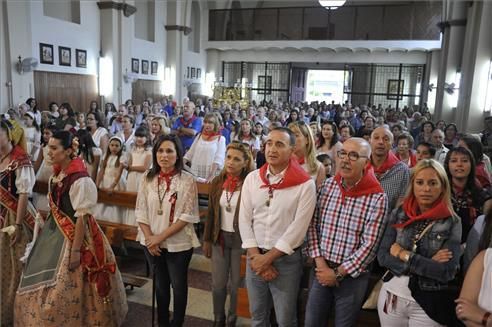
239, 127, 316, 326
172, 101, 202, 151
305, 138, 388, 326
370, 126, 410, 212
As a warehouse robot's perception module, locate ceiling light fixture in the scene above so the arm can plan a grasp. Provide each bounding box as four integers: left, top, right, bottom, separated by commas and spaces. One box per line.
319, 0, 346, 10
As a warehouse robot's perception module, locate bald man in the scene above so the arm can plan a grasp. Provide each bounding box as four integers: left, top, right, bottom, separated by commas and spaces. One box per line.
306, 138, 388, 327
370, 126, 410, 212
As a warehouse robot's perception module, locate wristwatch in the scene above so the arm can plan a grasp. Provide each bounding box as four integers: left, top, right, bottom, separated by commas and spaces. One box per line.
334, 266, 345, 282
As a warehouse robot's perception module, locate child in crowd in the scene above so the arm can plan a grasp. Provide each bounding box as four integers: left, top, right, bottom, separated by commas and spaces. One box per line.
23, 111, 41, 161
76, 129, 102, 182
96, 136, 126, 223
316, 153, 333, 178
125, 126, 152, 225
32, 124, 57, 212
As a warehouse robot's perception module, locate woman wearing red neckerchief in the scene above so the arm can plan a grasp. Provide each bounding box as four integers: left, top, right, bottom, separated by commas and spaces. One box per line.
184, 113, 226, 182
377, 159, 462, 326
288, 121, 326, 188
136, 134, 200, 327
395, 133, 417, 168
203, 141, 255, 327
15, 130, 127, 326
233, 119, 260, 160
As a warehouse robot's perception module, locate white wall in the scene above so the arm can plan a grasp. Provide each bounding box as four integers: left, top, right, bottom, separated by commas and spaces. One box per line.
31, 0, 99, 76
0, 2, 10, 111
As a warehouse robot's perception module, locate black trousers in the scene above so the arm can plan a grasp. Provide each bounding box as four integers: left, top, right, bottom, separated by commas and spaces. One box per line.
145, 247, 193, 327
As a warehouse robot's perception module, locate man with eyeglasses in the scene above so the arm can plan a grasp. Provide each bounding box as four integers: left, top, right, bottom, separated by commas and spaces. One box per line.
370, 126, 410, 212
305, 138, 388, 326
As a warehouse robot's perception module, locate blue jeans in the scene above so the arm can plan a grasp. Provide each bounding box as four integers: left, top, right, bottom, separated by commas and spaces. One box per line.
145, 247, 193, 327
245, 249, 303, 327
304, 269, 370, 327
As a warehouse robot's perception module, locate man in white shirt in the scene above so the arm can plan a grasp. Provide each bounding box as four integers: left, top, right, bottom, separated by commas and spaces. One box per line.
254, 106, 270, 127
239, 127, 317, 326
432, 128, 449, 164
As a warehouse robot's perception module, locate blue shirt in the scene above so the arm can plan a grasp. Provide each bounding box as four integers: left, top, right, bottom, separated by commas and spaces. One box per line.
172, 116, 202, 150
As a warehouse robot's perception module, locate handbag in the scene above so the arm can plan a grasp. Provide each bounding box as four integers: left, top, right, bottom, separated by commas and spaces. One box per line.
407, 221, 464, 326
362, 221, 436, 310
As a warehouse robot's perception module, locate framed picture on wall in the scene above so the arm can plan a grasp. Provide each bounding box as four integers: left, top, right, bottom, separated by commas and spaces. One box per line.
258, 76, 272, 94
187, 67, 190, 78
75, 49, 87, 68
58, 46, 71, 66
151, 61, 158, 75
142, 60, 149, 74
387, 79, 404, 100
191, 68, 196, 79
39, 43, 54, 64
131, 58, 139, 73
197, 68, 201, 79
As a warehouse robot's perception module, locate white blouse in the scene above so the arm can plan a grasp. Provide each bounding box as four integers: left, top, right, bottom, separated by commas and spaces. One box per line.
219, 190, 240, 232
11, 166, 36, 196
135, 171, 200, 252
184, 135, 226, 179
68, 177, 98, 217
479, 248, 492, 311
91, 127, 109, 148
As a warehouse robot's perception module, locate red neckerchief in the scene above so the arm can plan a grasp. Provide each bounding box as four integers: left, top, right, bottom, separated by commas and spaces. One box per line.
297, 156, 305, 165
179, 115, 197, 128
395, 151, 417, 168
53, 157, 87, 176
259, 157, 310, 190
372, 151, 400, 178
202, 130, 221, 138
159, 169, 177, 193
475, 162, 491, 189
394, 196, 452, 228
9, 145, 28, 161
334, 166, 383, 203
223, 174, 240, 193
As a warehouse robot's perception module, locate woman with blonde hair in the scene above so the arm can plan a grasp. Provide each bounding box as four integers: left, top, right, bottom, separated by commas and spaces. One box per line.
289, 121, 326, 188
203, 141, 255, 327
184, 113, 226, 182
377, 159, 462, 326
151, 116, 171, 144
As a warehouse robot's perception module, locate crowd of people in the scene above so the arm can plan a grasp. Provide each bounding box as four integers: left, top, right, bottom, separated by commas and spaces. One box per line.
1, 95, 492, 326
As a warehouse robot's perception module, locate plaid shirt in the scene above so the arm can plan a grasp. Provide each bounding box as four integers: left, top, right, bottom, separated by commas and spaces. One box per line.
378, 161, 410, 212
307, 177, 388, 277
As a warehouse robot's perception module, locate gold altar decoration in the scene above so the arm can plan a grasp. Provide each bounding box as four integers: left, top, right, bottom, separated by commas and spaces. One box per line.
212, 79, 252, 109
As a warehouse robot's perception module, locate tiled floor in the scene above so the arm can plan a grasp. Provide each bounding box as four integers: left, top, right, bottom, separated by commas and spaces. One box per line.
120, 245, 381, 326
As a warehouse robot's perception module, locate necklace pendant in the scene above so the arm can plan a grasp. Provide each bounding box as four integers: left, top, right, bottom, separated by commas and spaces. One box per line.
265, 199, 270, 207
157, 209, 163, 215
225, 204, 232, 212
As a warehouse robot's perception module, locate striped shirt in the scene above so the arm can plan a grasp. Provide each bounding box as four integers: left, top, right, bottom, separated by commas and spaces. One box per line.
307, 177, 388, 277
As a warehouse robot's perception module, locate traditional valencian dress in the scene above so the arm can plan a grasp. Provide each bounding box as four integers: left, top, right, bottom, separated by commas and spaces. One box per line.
15, 157, 128, 326
0, 145, 37, 326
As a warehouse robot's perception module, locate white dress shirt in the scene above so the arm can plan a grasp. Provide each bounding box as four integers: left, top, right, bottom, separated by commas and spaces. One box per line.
239, 166, 316, 255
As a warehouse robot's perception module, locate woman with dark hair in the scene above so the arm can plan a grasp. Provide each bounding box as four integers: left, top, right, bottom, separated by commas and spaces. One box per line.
116, 114, 136, 152
76, 129, 101, 182
54, 102, 77, 131
233, 119, 260, 159
415, 121, 435, 146
444, 123, 459, 149
136, 134, 200, 327
203, 141, 255, 327
15, 130, 128, 326
105, 102, 117, 127
316, 120, 342, 171
0, 119, 37, 326
436, 120, 446, 131
458, 134, 492, 189
48, 101, 59, 118
86, 111, 109, 152
377, 159, 462, 326
89, 100, 99, 113
284, 109, 300, 126
444, 147, 492, 242
26, 97, 41, 125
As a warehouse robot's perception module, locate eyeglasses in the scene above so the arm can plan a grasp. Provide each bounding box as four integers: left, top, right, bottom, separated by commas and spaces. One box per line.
337, 150, 368, 161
